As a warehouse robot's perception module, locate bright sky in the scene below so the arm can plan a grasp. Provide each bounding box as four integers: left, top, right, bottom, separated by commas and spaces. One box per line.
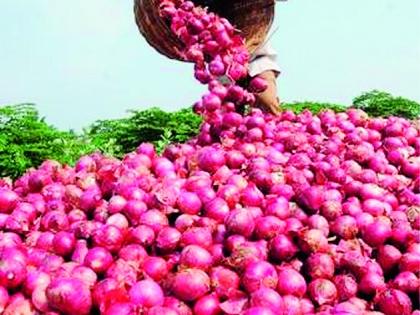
1, 0, 419, 131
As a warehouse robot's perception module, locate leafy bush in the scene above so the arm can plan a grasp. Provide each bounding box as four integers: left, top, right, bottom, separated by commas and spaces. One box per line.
353, 90, 420, 119
0, 104, 99, 178
282, 101, 347, 114
86, 107, 202, 157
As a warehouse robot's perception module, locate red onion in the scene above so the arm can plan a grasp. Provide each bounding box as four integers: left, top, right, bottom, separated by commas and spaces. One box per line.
358, 272, 386, 295
40, 210, 69, 233
143, 256, 169, 281
180, 226, 213, 248
242, 260, 278, 293
306, 253, 335, 279
92, 278, 120, 309
377, 244, 402, 273
249, 76, 268, 93
172, 268, 210, 302
204, 197, 229, 223
140, 209, 169, 234
3, 293, 34, 315
225, 208, 255, 238
321, 200, 343, 220
84, 247, 113, 274
265, 196, 290, 219
0, 286, 9, 313
299, 228, 329, 253
269, 234, 298, 261
376, 289, 412, 315
0, 258, 26, 289
92, 224, 125, 253
393, 271, 419, 293
198, 148, 226, 173
277, 267, 307, 297
123, 200, 147, 225
0, 189, 18, 214
308, 278, 338, 306
300, 298, 315, 314
104, 303, 136, 315
177, 191, 202, 215
163, 297, 192, 315
333, 274, 357, 301
156, 226, 181, 252
243, 307, 275, 315
129, 279, 164, 308
250, 287, 283, 313
71, 265, 97, 288
105, 259, 137, 287
282, 295, 302, 315
46, 278, 92, 315
23, 270, 50, 297
193, 294, 221, 315
148, 306, 179, 315
297, 186, 325, 212
241, 184, 264, 207
180, 245, 212, 270
361, 219, 392, 247
254, 216, 285, 240
52, 231, 76, 257
210, 266, 240, 298
307, 214, 330, 237
332, 215, 358, 240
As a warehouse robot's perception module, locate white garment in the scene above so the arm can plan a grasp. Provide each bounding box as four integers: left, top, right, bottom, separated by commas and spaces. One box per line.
249, 42, 281, 77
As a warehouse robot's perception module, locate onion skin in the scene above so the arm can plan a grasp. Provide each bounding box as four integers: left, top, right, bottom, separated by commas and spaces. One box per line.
210, 266, 240, 298
180, 245, 212, 271
193, 294, 221, 315
333, 274, 358, 301
376, 289, 412, 315
392, 272, 419, 293
83, 247, 113, 274
242, 261, 278, 293
0, 259, 27, 289
308, 278, 338, 306
172, 269, 210, 302
0, 286, 9, 313
277, 267, 307, 298
225, 208, 255, 238
46, 278, 92, 315
250, 288, 284, 313
269, 234, 298, 261
104, 303, 136, 315
243, 307, 276, 315
129, 279, 164, 308
142, 256, 169, 281
306, 253, 335, 279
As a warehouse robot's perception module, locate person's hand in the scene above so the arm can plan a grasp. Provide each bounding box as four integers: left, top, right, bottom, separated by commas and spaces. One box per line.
254, 70, 281, 115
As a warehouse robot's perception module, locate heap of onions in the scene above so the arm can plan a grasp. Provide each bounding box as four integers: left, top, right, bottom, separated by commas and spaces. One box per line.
0, 0, 419, 314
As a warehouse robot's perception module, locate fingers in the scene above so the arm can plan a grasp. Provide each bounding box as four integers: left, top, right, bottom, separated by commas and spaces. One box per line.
253, 71, 280, 115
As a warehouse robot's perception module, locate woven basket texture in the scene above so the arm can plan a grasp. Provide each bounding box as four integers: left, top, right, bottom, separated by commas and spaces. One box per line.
134, 0, 275, 61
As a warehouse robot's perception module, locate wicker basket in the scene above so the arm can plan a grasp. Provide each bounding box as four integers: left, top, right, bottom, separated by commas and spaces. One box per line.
134, 0, 275, 61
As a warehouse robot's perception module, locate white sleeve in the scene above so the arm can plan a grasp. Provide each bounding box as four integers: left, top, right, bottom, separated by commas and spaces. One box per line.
249, 42, 281, 77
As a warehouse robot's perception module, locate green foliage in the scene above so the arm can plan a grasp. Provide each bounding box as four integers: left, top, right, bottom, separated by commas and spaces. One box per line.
86, 107, 202, 156
282, 101, 347, 114
0, 104, 99, 178
353, 90, 420, 119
